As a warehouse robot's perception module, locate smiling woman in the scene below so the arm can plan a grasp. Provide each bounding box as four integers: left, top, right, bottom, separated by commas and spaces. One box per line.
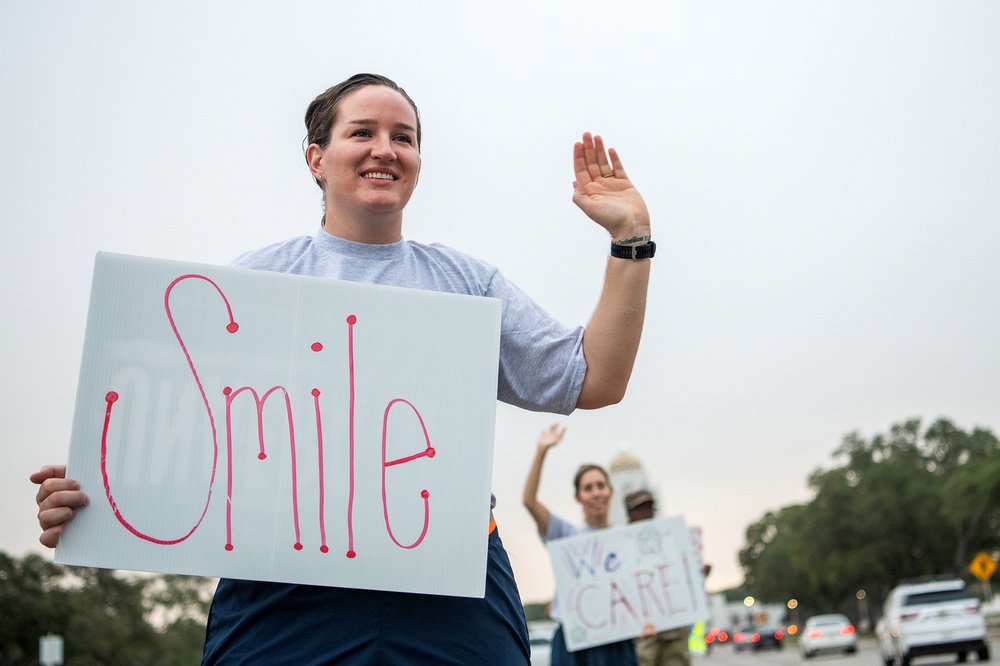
304, 76, 423, 244
31, 72, 654, 665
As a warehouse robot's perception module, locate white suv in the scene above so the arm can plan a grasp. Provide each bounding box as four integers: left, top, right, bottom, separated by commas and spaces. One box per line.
876, 578, 989, 666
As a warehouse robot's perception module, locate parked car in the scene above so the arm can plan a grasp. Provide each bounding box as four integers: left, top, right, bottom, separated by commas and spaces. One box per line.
799, 613, 857, 658
875, 578, 990, 666
705, 626, 731, 645
732, 626, 750, 651
733, 624, 784, 651
528, 621, 556, 666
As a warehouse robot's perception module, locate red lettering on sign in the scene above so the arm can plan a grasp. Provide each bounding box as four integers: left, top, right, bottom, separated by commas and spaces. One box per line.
98, 274, 437, 558
382, 398, 435, 549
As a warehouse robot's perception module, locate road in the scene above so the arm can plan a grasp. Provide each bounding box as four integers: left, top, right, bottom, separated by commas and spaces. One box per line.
698, 639, 991, 665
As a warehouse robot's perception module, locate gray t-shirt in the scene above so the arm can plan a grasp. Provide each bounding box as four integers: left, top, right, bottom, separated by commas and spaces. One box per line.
232, 229, 587, 415
544, 511, 582, 542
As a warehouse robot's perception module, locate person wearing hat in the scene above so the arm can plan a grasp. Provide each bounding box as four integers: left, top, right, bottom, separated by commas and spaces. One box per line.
624, 489, 656, 519
625, 490, 693, 666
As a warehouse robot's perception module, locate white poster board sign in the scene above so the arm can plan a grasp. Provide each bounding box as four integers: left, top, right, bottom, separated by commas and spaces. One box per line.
57, 253, 501, 598
548, 516, 709, 651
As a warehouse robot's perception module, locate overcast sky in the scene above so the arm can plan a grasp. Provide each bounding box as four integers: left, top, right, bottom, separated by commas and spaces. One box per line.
3, 2, 999, 603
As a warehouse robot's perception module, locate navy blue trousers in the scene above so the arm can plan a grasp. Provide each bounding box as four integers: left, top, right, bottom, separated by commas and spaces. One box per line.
202, 528, 529, 665
550, 625, 639, 666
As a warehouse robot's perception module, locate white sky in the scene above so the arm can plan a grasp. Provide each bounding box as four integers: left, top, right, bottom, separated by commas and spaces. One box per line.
3, 2, 999, 603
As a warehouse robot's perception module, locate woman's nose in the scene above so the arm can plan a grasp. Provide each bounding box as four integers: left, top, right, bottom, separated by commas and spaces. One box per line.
370, 134, 396, 160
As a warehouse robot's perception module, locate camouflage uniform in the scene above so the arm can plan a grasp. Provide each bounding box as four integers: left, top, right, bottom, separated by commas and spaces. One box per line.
636, 626, 691, 666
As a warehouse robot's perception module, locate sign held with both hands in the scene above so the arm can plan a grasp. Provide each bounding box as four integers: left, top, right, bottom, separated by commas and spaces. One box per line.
548, 516, 710, 651
57, 253, 502, 598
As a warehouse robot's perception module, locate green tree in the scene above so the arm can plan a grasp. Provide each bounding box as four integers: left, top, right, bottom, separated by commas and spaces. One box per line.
158, 617, 209, 666
0, 552, 72, 665
62, 567, 161, 666
738, 418, 1000, 619
926, 420, 1000, 570
0, 552, 214, 666
149, 574, 216, 666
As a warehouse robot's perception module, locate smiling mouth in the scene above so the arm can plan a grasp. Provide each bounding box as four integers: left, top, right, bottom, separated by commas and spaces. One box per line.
362, 172, 395, 180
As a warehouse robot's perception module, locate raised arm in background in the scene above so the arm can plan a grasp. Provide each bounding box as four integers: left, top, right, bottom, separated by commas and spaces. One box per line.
522, 423, 566, 536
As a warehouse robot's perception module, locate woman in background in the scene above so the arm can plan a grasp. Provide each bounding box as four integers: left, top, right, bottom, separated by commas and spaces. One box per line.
523, 423, 639, 666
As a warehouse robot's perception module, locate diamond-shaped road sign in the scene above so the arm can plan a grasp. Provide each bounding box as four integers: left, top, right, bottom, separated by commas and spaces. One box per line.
969, 552, 997, 582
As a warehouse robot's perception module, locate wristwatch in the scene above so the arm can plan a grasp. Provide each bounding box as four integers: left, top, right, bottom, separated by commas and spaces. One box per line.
610, 240, 656, 260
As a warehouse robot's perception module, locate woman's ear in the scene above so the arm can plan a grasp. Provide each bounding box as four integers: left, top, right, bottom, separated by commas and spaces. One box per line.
306, 143, 324, 182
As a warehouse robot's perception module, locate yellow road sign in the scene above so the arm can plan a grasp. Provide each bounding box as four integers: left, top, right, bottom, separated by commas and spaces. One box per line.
969, 552, 996, 582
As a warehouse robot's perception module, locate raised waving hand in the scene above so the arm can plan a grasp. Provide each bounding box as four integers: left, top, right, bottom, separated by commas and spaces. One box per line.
572, 132, 651, 242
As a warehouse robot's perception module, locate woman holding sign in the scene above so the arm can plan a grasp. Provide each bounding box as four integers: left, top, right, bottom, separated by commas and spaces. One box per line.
522, 424, 640, 665
32, 73, 653, 664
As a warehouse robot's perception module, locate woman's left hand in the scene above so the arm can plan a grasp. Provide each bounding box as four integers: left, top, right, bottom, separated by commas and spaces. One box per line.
571, 132, 651, 241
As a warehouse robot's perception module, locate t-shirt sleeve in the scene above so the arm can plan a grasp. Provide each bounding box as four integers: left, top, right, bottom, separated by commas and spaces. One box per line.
487, 271, 587, 415
543, 512, 578, 543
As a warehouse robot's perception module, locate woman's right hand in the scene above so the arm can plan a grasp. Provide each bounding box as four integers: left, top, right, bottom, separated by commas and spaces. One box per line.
30, 465, 89, 548
537, 423, 566, 452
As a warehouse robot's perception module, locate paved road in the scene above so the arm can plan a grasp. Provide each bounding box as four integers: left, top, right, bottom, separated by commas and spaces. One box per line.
531, 636, 995, 665
699, 639, 991, 665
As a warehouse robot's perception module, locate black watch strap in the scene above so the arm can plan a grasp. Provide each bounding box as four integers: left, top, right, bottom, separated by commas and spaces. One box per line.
610, 240, 656, 260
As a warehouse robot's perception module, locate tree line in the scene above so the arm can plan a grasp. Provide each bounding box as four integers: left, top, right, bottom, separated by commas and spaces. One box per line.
738, 417, 1000, 622
0, 552, 214, 666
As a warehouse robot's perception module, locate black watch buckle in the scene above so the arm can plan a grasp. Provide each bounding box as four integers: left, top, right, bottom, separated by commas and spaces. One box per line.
611, 240, 656, 260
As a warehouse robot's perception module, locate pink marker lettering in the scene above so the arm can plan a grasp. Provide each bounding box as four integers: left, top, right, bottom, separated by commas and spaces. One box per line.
100, 274, 237, 544
608, 580, 638, 627
381, 398, 435, 549
634, 569, 666, 617
345, 315, 357, 558
657, 564, 683, 614
222, 385, 301, 551
100, 275, 439, 559
573, 583, 607, 630
312, 388, 329, 554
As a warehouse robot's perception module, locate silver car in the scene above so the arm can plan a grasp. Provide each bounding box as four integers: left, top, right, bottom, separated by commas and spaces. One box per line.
799, 613, 857, 658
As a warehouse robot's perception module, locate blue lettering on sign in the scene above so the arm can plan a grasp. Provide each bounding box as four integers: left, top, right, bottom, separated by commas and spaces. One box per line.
560, 538, 625, 579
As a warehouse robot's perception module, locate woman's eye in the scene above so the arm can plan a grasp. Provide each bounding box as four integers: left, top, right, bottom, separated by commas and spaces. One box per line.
395, 134, 413, 144
353, 129, 371, 137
